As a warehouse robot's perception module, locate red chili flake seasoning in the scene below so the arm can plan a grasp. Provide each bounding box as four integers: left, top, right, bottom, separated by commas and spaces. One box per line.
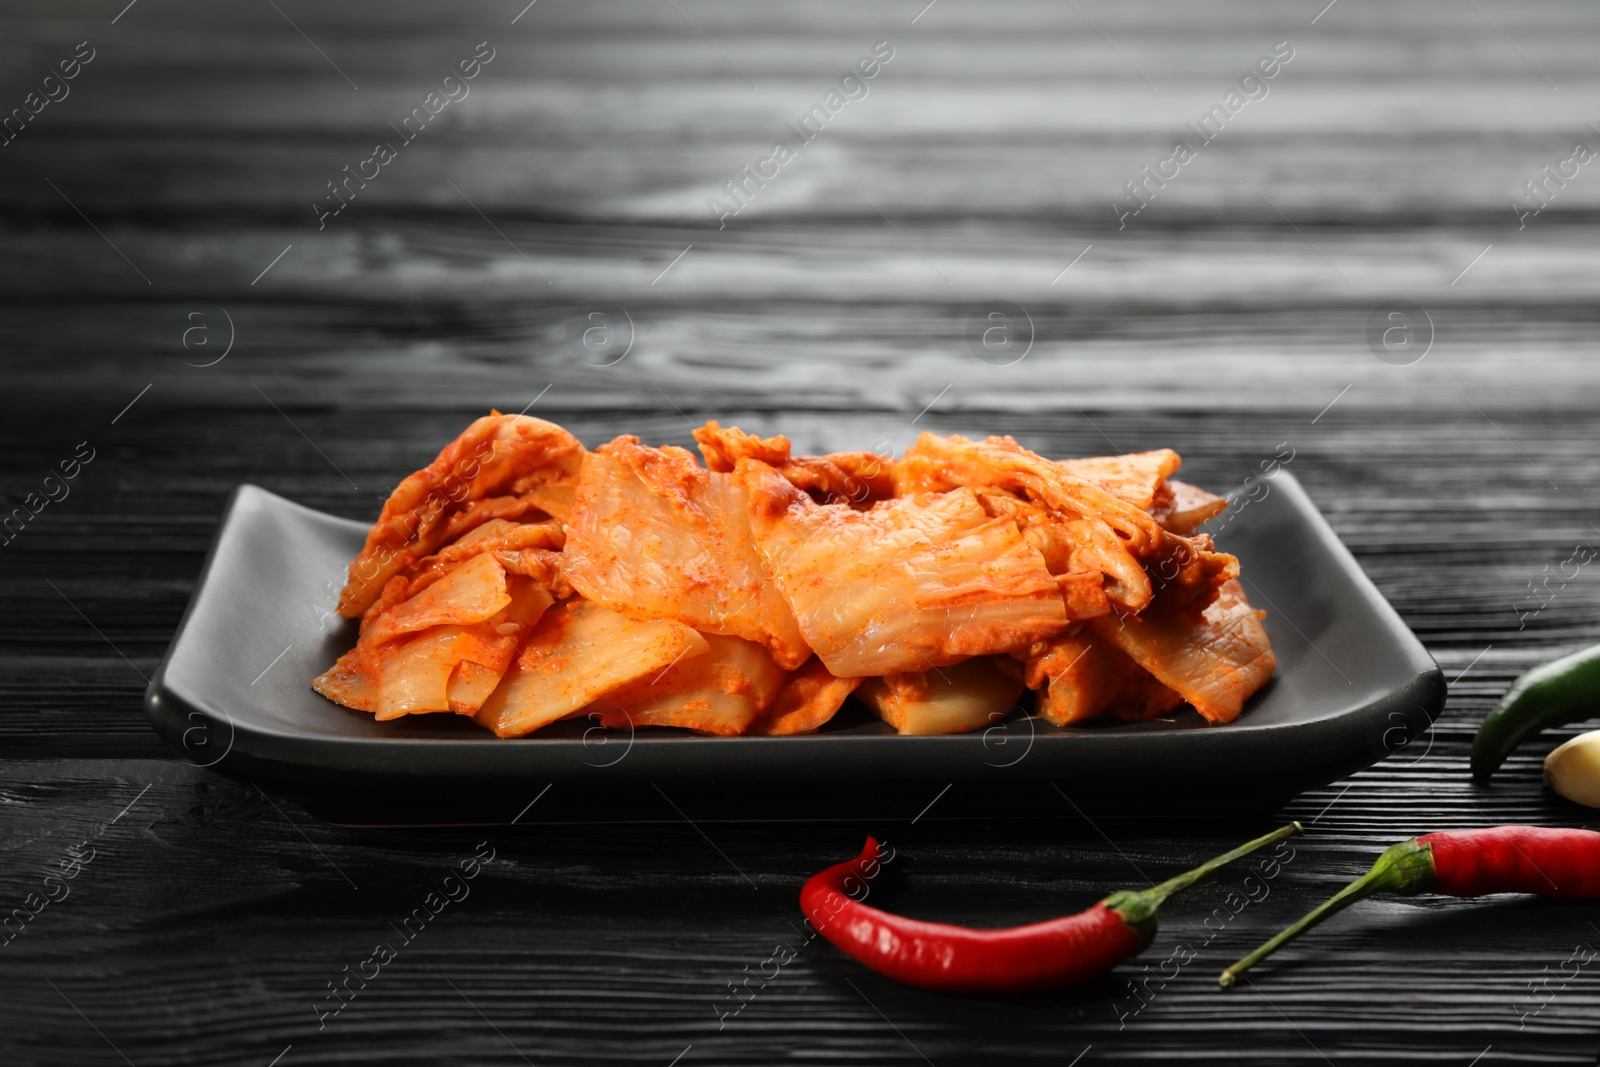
800, 823, 1302, 995
1222, 826, 1600, 986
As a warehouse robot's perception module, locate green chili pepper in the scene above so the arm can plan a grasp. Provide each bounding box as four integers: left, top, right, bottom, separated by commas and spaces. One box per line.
1471, 642, 1600, 783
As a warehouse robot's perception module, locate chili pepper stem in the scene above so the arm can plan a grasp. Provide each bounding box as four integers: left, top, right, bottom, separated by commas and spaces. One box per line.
1106, 822, 1303, 933
1145, 822, 1304, 907
1219, 837, 1433, 987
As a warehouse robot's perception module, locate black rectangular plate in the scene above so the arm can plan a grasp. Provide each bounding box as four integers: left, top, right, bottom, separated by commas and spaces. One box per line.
145, 472, 1443, 825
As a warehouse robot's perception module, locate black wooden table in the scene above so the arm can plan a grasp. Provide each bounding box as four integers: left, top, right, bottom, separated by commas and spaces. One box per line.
5, 1, 1600, 1062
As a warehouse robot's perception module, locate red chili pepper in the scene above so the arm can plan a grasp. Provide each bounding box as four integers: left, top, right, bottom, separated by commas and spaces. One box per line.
1221, 825, 1600, 987
800, 823, 1302, 995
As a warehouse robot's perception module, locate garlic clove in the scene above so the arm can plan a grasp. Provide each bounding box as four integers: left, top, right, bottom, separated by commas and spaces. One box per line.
1543, 730, 1600, 808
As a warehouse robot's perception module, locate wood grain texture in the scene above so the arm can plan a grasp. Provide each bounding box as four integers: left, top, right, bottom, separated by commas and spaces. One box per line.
3, 0, 1600, 1063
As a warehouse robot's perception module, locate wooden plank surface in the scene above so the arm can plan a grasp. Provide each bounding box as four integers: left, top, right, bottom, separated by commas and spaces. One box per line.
4, 0, 1600, 1063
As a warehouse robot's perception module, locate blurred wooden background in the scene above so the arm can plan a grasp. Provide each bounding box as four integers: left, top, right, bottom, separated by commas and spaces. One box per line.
3, 1, 1599, 1062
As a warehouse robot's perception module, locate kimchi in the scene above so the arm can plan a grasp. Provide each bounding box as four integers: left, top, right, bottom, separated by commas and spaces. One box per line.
316, 413, 1275, 736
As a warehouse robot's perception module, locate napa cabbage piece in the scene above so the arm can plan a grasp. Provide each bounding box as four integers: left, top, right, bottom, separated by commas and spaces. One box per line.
742, 461, 1069, 677
974, 482, 1235, 618
972, 489, 1113, 621
1089, 578, 1275, 724
447, 659, 512, 715
587, 633, 788, 736
435, 496, 551, 547
314, 574, 554, 719
1151, 479, 1229, 535
311, 649, 377, 712
694, 421, 895, 506
562, 438, 810, 669
338, 413, 584, 617
374, 628, 487, 720
748, 657, 863, 736
1057, 450, 1182, 510
894, 434, 1164, 611
362, 552, 511, 647
475, 599, 709, 738
857, 657, 1024, 736
409, 518, 564, 579
1019, 630, 1182, 726
492, 547, 570, 597
895, 433, 1165, 555
402, 516, 572, 599
1144, 529, 1239, 612
443, 579, 556, 715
